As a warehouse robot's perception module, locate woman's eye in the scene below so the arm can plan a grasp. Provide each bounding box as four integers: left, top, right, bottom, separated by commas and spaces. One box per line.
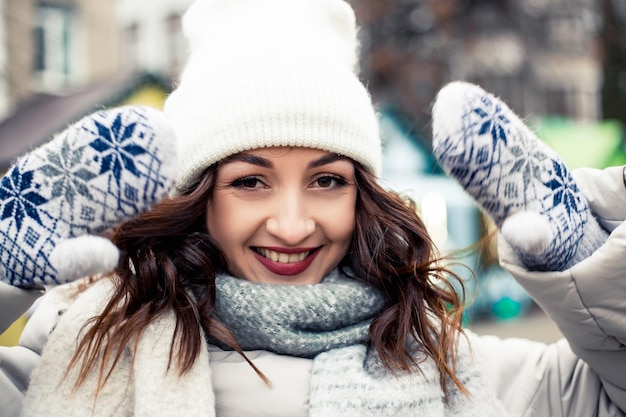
313, 175, 347, 188
231, 176, 266, 189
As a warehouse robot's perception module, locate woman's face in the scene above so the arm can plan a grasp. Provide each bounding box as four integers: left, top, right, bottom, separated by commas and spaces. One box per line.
206, 147, 357, 285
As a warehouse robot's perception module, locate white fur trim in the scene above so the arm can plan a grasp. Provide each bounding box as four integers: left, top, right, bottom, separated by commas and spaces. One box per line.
49, 235, 119, 283
501, 211, 552, 258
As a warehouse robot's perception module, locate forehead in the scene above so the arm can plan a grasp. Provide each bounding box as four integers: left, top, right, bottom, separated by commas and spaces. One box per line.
219, 146, 353, 168
227, 146, 329, 160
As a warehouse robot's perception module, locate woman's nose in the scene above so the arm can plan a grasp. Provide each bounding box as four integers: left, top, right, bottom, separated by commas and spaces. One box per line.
265, 194, 315, 245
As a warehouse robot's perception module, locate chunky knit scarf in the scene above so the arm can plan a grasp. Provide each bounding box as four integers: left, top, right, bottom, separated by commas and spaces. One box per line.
22, 271, 508, 417
214, 271, 507, 416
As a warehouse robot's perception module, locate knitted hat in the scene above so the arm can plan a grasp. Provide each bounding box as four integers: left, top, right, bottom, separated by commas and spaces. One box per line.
164, 0, 382, 192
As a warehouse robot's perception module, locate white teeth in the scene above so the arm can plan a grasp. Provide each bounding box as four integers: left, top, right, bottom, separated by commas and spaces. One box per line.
259, 248, 309, 264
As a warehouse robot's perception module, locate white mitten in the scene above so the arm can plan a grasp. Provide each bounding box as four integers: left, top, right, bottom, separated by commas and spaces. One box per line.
432, 81, 608, 271
0, 106, 176, 287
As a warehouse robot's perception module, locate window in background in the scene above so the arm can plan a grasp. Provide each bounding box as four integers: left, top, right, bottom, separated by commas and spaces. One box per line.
34, 3, 76, 90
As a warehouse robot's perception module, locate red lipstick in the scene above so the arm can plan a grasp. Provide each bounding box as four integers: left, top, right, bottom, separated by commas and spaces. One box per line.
253, 247, 321, 276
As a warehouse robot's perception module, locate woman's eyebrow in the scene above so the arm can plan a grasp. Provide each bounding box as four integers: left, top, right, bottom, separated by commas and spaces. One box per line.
307, 154, 350, 169
221, 153, 273, 168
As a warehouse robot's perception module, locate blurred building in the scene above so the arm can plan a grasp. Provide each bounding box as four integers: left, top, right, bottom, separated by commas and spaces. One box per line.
0, 0, 121, 120
0, 0, 175, 173
116, 0, 193, 79
352, 0, 603, 136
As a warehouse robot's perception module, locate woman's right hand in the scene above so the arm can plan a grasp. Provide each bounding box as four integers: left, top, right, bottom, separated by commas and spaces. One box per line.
0, 106, 177, 288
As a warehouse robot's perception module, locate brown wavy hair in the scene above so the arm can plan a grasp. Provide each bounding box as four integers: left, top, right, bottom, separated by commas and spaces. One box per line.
69, 160, 468, 399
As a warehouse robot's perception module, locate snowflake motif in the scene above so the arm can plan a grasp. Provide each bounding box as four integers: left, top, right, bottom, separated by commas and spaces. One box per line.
89, 113, 148, 184
473, 99, 510, 152
0, 166, 47, 231
508, 145, 549, 202
38, 138, 98, 208
544, 159, 579, 215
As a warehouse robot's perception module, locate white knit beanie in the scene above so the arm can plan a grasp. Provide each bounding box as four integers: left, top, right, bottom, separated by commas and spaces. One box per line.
164, 0, 382, 192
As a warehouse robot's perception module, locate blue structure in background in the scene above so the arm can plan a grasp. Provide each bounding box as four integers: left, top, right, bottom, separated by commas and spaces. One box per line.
377, 107, 533, 323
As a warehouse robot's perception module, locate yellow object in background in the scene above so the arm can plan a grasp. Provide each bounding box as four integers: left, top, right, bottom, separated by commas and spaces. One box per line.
0, 315, 28, 346
121, 85, 167, 109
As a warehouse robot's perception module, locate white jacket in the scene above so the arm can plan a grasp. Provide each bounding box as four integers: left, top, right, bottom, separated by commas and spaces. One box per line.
2, 165, 626, 417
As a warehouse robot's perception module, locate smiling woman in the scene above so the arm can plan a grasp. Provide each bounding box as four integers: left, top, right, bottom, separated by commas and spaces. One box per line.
4, 0, 626, 416
74, 139, 467, 416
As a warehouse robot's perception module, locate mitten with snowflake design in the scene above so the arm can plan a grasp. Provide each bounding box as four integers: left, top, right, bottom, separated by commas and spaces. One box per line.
0, 106, 176, 287
431, 81, 607, 271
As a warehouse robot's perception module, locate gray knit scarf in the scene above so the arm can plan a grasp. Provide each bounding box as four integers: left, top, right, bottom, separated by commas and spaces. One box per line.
212, 270, 508, 417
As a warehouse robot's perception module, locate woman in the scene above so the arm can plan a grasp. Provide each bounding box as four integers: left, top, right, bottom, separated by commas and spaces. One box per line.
3, 0, 626, 415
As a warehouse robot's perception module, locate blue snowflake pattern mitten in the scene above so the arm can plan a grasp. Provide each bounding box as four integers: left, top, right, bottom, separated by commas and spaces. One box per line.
432, 81, 607, 271
0, 106, 176, 287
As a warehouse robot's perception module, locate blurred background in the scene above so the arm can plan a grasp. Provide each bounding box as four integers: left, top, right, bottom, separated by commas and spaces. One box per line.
2, 0, 626, 345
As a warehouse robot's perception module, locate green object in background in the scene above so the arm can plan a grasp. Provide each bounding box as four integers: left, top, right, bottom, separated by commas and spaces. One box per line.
491, 297, 524, 321
534, 118, 626, 169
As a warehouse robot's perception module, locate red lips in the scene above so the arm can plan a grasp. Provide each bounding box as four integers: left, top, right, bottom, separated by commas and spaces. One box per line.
253, 247, 321, 276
